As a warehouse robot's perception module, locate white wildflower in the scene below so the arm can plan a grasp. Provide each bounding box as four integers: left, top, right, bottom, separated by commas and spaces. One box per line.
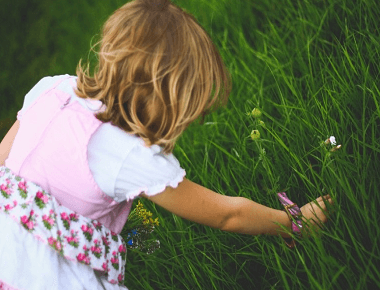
329, 136, 336, 145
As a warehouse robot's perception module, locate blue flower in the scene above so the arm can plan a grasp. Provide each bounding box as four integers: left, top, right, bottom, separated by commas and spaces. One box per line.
126, 229, 138, 246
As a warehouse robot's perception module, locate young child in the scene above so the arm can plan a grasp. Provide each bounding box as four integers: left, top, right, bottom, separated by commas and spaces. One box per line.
0, 0, 335, 289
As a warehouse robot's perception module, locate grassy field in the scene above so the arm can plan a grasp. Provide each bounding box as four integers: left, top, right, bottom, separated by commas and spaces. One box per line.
1, 0, 380, 289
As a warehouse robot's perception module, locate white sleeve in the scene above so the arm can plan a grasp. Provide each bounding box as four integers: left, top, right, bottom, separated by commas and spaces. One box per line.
114, 142, 186, 202
17, 75, 68, 120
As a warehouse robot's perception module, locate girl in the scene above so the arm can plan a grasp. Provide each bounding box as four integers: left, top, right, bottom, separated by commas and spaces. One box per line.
0, 0, 335, 289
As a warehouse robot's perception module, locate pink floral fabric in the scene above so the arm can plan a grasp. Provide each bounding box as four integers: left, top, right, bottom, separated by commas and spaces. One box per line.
0, 279, 18, 290
0, 166, 127, 286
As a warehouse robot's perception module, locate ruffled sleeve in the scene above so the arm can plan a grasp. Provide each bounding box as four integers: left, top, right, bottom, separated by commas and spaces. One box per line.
114, 140, 186, 202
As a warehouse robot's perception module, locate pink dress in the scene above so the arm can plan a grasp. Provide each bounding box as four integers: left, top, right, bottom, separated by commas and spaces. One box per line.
0, 75, 186, 289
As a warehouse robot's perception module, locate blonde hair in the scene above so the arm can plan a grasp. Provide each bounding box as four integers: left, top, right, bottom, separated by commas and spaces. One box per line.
75, 0, 232, 155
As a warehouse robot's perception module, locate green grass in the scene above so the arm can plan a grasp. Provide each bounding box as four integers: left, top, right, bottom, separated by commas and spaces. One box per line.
1, 0, 380, 289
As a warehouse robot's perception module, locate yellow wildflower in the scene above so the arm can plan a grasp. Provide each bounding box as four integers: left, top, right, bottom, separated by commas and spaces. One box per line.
251, 108, 262, 118
251, 130, 260, 140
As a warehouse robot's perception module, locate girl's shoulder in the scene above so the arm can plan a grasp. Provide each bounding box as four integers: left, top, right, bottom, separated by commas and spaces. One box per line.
31, 74, 71, 92
20, 75, 72, 115
122, 136, 183, 176
111, 136, 186, 201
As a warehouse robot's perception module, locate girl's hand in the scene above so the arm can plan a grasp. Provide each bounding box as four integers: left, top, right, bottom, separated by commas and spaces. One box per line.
299, 194, 335, 238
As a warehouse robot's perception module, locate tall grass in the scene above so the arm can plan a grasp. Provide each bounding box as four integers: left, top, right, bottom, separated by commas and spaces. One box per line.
1, 0, 379, 289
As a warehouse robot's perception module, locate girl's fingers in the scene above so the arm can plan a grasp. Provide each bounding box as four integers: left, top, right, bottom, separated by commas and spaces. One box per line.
317, 195, 333, 203
324, 198, 334, 206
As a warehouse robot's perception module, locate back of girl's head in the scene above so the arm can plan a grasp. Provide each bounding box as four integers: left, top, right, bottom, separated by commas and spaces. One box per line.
75, 0, 232, 155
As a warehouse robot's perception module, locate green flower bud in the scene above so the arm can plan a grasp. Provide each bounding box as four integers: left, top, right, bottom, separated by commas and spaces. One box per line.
330, 144, 342, 152
251, 108, 262, 118
250, 129, 260, 140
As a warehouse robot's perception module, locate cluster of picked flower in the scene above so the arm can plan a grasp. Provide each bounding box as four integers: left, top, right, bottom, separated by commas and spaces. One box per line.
122, 200, 160, 255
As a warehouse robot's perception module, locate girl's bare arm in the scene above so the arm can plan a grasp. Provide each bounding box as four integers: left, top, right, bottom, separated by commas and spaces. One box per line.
140, 178, 293, 238
0, 120, 20, 166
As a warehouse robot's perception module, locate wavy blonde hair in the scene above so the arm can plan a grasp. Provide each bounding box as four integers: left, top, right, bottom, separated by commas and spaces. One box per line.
75, 0, 232, 155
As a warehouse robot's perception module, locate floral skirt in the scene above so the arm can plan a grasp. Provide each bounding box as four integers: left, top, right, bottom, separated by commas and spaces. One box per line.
0, 166, 128, 290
